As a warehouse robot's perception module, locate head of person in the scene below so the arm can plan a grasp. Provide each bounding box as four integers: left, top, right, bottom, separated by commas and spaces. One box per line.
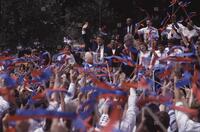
155, 111, 170, 132
158, 44, 165, 53
110, 40, 116, 49
136, 109, 157, 132
96, 35, 104, 46
124, 34, 133, 48
64, 44, 72, 54
100, 25, 107, 32
146, 19, 152, 27
187, 21, 194, 31
171, 14, 177, 23
126, 18, 132, 26
140, 43, 148, 52
115, 34, 120, 41
85, 52, 93, 64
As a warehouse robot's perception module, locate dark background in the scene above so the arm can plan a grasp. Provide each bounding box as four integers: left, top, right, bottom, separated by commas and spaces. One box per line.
0, 0, 199, 49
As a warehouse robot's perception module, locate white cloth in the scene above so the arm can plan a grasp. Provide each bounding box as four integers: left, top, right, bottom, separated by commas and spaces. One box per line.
168, 110, 178, 132
28, 119, 45, 132
57, 54, 76, 65
98, 98, 110, 115
0, 96, 9, 117
47, 101, 59, 111
64, 83, 76, 103
127, 25, 133, 34
150, 49, 168, 69
138, 27, 159, 43
181, 27, 198, 41
139, 51, 152, 69
115, 88, 137, 132
94, 45, 104, 64
166, 23, 184, 40
175, 102, 200, 132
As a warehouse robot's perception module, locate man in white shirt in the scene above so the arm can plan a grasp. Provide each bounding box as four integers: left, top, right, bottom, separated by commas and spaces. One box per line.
0, 96, 9, 117
138, 43, 152, 69
136, 19, 159, 50
180, 21, 198, 43
166, 22, 184, 40
175, 101, 200, 132
57, 45, 76, 65
163, 15, 184, 40
150, 44, 168, 69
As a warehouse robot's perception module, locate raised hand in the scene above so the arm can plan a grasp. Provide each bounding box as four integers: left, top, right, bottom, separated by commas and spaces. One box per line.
82, 22, 89, 30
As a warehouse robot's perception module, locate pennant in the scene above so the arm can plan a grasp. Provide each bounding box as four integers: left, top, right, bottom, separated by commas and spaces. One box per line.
7, 109, 77, 121
122, 78, 150, 90
0, 74, 16, 88
101, 106, 122, 132
32, 88, 71, 100
160, 56, 193, 63
172, 105, 198, 117
137, 95, 171, 109
105, 56, 136, 67
176, 78, 190, 88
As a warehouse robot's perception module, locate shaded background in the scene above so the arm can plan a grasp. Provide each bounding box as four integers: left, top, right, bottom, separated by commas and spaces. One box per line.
0, 0, 199, 50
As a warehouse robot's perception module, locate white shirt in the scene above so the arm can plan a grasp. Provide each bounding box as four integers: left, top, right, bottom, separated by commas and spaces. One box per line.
0, 96, 9, 117
115, 88, 137, 132
175, 102, 200, 132
138, 26, 159, 43
57, 54, 76, 65
64, 83, 76, 103
28, 119, 45, 132
139, 51, 152, 69
150, 49, 168, 69
94, 45, 104, 64
166, 23, 184, 40
127, 25, 133, 34
181, 27, 198, 41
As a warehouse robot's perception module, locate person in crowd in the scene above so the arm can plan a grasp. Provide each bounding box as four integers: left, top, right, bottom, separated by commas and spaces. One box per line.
135, 19, 159, 50
82, 21, 92, 51
138, 43, 152, 69
123, 18, 135, 36
164, 15, 185, 42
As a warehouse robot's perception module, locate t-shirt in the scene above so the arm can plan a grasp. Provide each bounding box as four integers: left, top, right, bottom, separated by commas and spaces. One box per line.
166, 23, 184, 40
138, 27, 159, 43
0, 96, 9, 117
181, 28, 198, 41
139, 51, 152, 69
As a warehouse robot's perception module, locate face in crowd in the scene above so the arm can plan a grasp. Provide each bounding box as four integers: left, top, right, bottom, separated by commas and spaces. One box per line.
126, 18, 132, 26
146, 20, 152, 27
96, 36, 104, 46
140, 43, 148, 52
158, 44, 165, 53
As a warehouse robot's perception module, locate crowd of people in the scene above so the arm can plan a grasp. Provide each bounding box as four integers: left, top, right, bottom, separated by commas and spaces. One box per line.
1, 4, 200, 132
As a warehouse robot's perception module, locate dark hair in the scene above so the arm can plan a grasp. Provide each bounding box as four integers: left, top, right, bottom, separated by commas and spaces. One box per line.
155, 111, 170, 131
147, 103, 160, 113
136, 110, 157, 132
96, 34, 104, 39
